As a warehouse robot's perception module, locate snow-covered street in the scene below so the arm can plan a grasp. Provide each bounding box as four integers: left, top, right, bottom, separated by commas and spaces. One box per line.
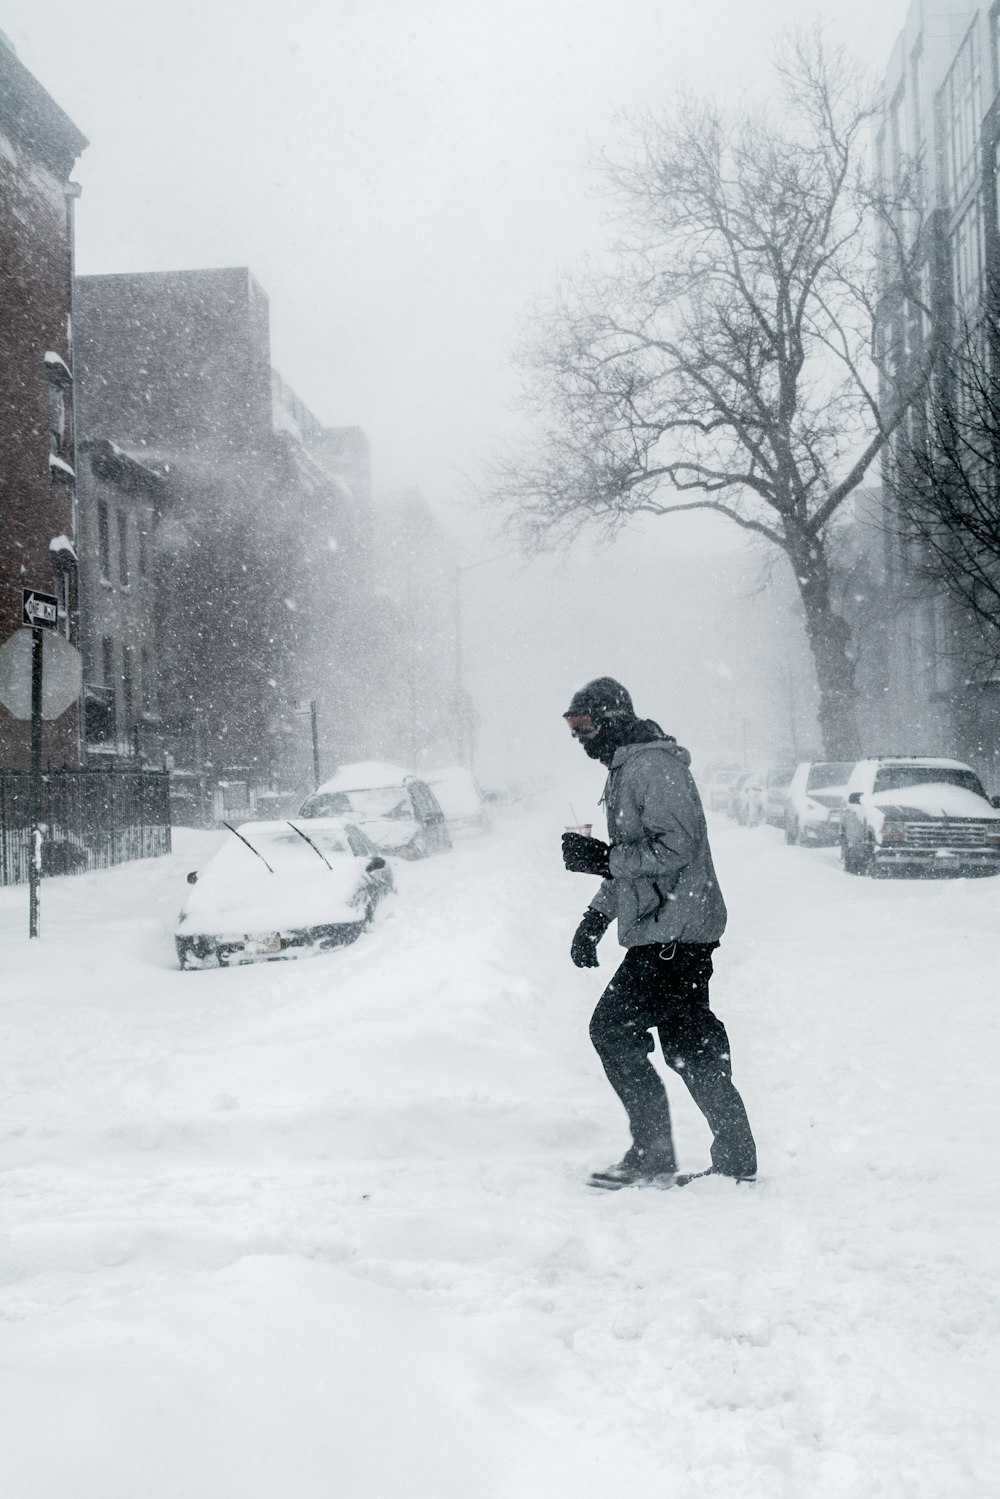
3, 810, 999, 1498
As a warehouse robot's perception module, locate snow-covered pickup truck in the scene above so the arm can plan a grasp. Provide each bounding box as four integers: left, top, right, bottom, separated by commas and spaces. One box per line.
840, 757, 1000, 877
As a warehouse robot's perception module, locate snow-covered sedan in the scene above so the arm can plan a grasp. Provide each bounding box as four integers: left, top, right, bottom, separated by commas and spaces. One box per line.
784, 760, 854, 845
422, 765, 493, 837
175, 818, 395, 968
296, 761, 451, 860
840, 757, 1000, 877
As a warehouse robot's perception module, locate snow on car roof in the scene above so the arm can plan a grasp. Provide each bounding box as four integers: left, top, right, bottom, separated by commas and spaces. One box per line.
313, 761, 413, 794
872, 757, 973, 770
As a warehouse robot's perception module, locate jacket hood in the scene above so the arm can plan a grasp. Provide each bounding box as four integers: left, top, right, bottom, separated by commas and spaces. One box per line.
611, 737, 691, 770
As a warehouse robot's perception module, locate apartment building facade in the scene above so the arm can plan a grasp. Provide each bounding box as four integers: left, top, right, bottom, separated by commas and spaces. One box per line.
0, 33, 87, 770
877, 0, 1000, 784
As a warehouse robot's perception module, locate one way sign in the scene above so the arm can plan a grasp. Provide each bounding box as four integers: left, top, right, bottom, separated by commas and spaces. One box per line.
22, 588, 59, 629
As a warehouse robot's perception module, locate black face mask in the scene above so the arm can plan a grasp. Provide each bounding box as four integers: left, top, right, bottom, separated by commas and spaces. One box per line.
581, 716, 667, 767
582, 733, 609, 764
582, 718, 635, 766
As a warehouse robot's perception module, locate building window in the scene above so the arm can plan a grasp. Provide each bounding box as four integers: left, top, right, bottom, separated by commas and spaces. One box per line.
122, 646, 134, 734
951, 196, 983, 311
83, 684, 117, 746
909, 42, 924, 152
53, 565, 71, 640
43, 352, 72, 459
938, 20, 982, 209
140, 645, 154, 711
47, 383, 66, 458
889, 87, 903, 174
98, 501, 110, 580
118, 512, 129, 586
138, 525, 149, 578
102, 635, 115, 686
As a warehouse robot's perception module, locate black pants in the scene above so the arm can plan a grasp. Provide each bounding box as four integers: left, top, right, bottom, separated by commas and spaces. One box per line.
589, 942, 757, 1176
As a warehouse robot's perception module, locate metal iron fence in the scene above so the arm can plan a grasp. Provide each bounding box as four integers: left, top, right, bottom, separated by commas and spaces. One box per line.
0, 767, 171, 887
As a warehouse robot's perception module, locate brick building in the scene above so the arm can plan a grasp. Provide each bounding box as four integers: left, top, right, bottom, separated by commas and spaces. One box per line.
0, 34, 87, 769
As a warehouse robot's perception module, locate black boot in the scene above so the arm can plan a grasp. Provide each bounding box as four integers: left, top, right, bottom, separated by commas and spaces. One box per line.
588, 1144, 676, 1191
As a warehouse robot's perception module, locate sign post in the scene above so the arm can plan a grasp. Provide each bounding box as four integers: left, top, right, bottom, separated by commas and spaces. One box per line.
22, 589, 59, 939
28, 623, 45, 937
0, 598, 83, 935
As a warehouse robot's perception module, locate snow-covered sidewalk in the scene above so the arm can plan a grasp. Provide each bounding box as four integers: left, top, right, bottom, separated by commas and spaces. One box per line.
2, 812, 999, 1497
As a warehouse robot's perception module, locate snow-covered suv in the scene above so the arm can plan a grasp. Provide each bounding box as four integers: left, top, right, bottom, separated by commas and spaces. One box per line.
840, 757, 1000, 876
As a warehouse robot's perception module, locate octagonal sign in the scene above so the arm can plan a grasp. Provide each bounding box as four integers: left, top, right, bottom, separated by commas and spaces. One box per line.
0, 629, 83, 720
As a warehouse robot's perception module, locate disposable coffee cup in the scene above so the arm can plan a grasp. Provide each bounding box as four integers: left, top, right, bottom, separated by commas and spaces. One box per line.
565, 823, 593, 837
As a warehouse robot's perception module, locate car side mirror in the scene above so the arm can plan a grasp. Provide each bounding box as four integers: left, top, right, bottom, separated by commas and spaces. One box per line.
991, 796, 1000, 810
186, 870, 199, 884
847, 792, 862, 805
366, 856, 386, 872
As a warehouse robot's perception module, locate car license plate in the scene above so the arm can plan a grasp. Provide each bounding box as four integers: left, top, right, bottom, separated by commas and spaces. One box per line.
245, 932, 282, 953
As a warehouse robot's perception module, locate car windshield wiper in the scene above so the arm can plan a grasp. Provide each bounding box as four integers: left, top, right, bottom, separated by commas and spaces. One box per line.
223, 821, 274, 873
285, 820, 334, 871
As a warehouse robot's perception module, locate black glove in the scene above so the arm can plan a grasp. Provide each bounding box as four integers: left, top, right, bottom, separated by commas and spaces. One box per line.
561, 831, 612, 877
570, 907, 612, 967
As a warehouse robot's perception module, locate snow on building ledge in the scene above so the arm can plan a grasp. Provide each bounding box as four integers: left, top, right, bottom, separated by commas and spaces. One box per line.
49, 534, 76, 559
49, 453, 76, 482
44, 350, 72, 386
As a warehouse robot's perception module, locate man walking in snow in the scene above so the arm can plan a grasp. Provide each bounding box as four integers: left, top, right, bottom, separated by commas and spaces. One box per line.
561, 677, 757, 1190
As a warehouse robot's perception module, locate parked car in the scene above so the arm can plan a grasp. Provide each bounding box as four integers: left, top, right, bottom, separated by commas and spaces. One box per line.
840, 757, 1000, 877
175, 817, 395, 968
784, 761, 855, 845
705, 766, 745, 813
737, 768, 767, 826
297, 761, 451, 860
422, 766, 493, 837
723, 769, 753, 821
761, 765, 797, 827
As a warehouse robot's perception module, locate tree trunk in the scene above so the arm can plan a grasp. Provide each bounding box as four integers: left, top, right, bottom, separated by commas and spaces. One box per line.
791, 546, 862, 761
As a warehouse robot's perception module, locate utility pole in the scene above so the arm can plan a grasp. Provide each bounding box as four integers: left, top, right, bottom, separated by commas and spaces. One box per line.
28, 621, 44, 938
310, 699, 321, 789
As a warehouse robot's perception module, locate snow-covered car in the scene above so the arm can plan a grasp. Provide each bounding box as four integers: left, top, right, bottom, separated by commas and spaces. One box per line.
722, 769, 752, 820
705, 766, 744, 812
296, 761, 451, 860
760, 765, 797, 827
421, 765, 493, 836
175, 817, 395, 968
840, 757, 1000, 876
736, 768, 767, 826
784, 760, 854, 845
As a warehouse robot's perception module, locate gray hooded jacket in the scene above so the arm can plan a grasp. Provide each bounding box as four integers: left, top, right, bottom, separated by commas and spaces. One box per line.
588, 738, 727, 946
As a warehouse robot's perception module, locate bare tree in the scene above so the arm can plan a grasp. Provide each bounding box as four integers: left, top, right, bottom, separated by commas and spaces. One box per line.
885, 307, 1000, 667
489, 35, 933, 758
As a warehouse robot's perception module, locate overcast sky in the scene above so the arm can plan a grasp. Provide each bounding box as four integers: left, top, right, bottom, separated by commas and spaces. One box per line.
6, 0, 910, 520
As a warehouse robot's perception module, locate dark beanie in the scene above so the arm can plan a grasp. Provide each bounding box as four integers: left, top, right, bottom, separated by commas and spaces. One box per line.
563, 677, 635, 724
